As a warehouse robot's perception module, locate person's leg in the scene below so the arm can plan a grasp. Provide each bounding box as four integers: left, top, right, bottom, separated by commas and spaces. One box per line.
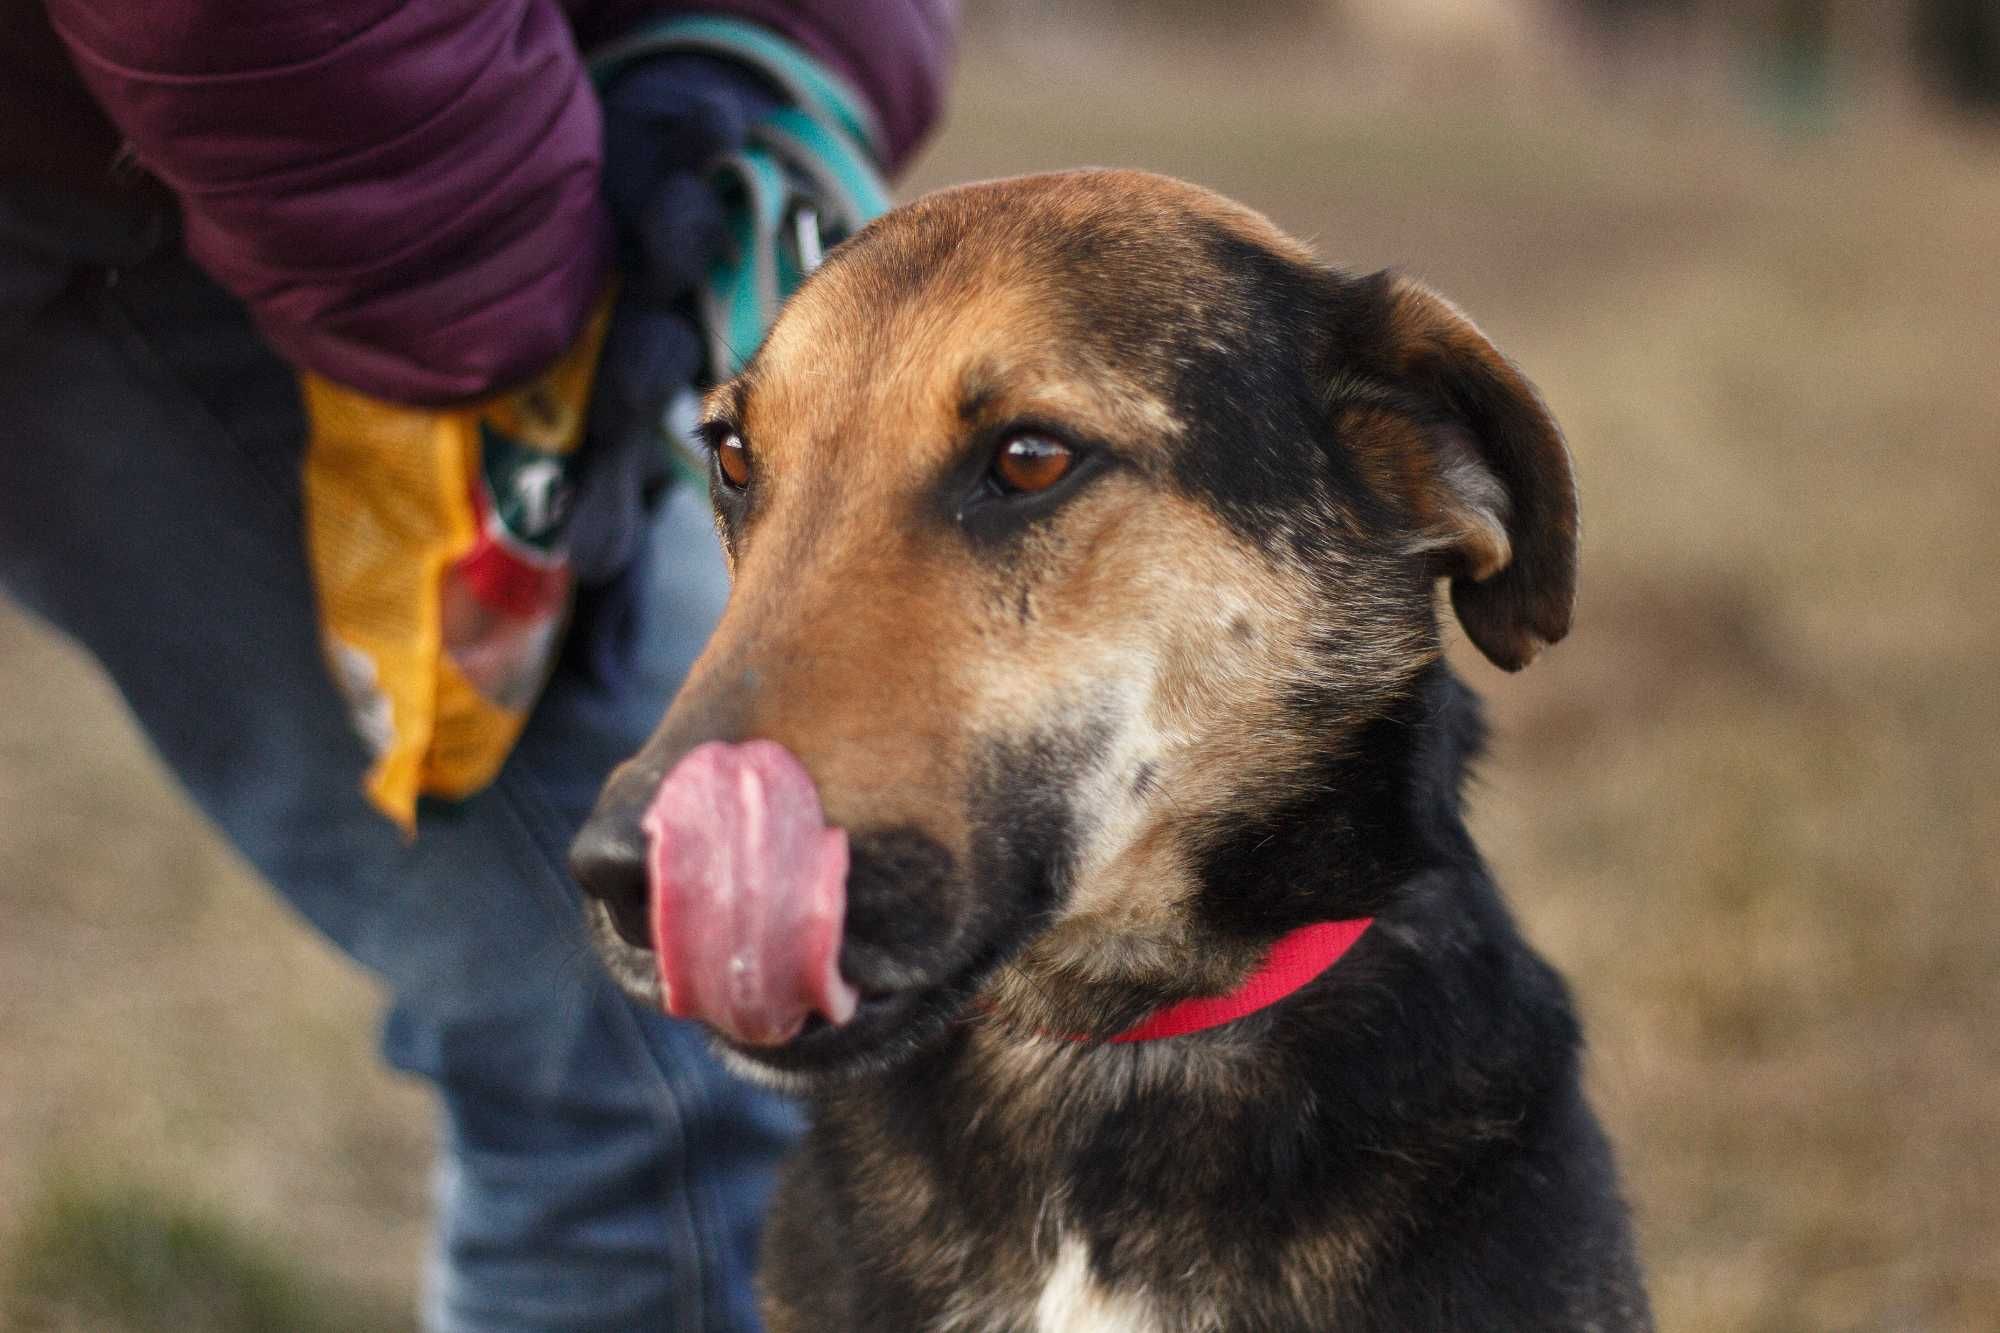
0, 185, 796, 1332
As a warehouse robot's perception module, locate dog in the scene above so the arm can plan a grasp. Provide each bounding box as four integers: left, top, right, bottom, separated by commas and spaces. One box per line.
570, 169, 1652, 1331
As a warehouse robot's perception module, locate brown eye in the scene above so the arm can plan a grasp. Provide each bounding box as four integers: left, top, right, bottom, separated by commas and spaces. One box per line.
992, 434, 1073, 494
715, 432, 751, 489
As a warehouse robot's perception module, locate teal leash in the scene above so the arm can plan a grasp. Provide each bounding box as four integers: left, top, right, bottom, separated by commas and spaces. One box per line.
589, 18, 894, 488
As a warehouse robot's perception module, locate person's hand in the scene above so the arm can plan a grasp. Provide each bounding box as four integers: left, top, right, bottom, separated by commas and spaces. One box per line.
570, 56, 780, 585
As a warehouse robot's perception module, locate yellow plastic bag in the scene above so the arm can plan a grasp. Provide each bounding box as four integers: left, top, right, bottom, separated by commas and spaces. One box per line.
300, 297, 614, 830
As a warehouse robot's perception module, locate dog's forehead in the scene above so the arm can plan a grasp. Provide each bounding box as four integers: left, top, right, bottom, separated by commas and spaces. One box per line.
734, 171, 1314, 465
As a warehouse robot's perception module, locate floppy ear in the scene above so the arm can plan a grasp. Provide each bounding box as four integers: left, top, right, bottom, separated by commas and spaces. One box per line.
1342, 272, 1579, 671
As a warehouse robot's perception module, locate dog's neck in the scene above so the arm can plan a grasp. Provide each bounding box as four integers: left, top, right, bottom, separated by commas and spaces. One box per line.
812, 666, 1580, 1321
982, 661, 1488, 1041
1188, 661, 1488, 939
1082, 916, 1375, 1043
804, 668, 1600, 1320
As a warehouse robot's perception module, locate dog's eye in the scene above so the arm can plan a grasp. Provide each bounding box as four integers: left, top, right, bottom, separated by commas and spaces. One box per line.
991, 434, 1073, 495
715, 432, 751, 489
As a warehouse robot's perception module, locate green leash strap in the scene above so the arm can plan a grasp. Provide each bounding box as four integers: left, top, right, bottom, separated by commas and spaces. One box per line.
589, 15, 893, 384
588, 16, 885, 162
589, 18, 893, 487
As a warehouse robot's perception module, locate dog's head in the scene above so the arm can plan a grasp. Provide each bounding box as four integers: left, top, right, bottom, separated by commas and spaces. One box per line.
570, 170, 1576, 1080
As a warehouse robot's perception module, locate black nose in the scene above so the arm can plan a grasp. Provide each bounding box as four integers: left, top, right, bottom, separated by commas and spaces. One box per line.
568, 814, 653, 950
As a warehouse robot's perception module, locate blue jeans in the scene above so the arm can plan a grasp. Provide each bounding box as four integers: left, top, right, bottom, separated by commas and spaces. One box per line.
0, 184, 799, 1330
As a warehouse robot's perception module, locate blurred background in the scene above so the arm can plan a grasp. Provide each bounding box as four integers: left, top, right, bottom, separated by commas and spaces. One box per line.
3, 1, 1996, 1329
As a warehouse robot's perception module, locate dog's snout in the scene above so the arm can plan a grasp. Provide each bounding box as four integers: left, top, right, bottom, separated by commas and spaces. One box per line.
569, 718, 741, 958
569, 815, 653, 951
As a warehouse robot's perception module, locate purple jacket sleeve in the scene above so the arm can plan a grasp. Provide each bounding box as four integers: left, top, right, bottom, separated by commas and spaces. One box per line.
45, 0, 957, 406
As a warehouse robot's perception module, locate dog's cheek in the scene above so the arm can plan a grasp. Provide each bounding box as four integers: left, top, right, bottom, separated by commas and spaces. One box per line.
978, 504, 1325, 928
1133, 530, 1332, 814
840, 829, 967, 993
963, 723, 1105, 919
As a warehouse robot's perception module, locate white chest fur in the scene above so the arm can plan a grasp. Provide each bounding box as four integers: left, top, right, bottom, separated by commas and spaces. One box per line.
1032, 1236, 1163, 1333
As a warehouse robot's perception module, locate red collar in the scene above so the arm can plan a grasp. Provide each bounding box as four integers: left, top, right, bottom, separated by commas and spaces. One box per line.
1088, 918, 1374, 1044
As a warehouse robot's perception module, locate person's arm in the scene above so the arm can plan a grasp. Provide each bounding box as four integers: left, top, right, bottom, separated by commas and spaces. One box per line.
47, 0, 610, 406
47, 1, 957, 407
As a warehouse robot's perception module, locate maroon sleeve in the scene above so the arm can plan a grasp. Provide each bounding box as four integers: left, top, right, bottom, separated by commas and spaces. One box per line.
570, 0, 960, 171
45, 0, 956, 405
47, 0, 613, 405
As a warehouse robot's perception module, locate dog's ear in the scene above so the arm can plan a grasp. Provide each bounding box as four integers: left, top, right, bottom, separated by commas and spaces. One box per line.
1334, 271, 1579, 671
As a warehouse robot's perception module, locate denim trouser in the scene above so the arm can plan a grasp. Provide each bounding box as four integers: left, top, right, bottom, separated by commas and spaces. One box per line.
0, 184, 799, 1330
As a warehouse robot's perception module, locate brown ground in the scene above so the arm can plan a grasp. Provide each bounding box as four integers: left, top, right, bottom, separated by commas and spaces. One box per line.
4, 25, 1996, 1333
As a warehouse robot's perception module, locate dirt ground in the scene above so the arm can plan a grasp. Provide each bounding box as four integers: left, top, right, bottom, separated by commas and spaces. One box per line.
4, 25, 1997, 1333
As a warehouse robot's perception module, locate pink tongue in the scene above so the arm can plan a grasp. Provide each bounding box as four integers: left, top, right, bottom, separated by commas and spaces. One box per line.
642, 740, 858, 1046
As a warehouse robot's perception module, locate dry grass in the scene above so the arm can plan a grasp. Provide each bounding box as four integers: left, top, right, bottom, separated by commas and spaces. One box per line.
4, 26, 1996, 1331
6, 1175, 411, 1333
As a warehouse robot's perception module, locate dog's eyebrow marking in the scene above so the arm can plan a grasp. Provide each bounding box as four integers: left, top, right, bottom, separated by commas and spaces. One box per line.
702, 377, 753, 429
957, 377, 1000, 425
